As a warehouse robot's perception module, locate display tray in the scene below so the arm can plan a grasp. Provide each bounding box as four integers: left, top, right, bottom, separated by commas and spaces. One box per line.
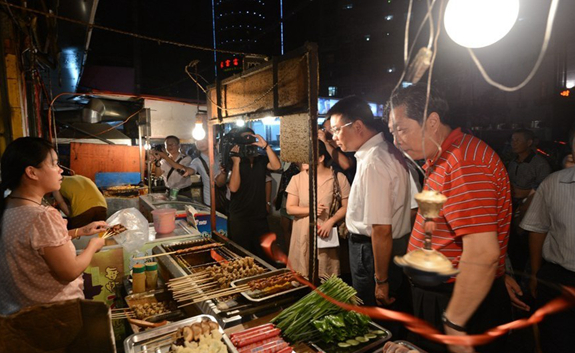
125, 288, 183, 322
309, 322, 392, 353
124, 314, 238, 353
394, 340, 427, 353
230, 268, 308, 302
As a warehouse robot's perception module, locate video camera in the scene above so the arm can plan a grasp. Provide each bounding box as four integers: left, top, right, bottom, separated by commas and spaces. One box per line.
219, 130, 258, 171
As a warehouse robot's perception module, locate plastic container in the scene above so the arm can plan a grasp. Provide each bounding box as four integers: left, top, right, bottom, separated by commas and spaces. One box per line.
145, 262, 158, 290
132, 263, 146, 293
151, 208, 176, 234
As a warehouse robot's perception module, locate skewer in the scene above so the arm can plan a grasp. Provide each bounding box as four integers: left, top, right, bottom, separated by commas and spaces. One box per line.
175, 285, 250, 302
133, 243, 224, 261
170, 281, 218, 293
177, 287, 248, 307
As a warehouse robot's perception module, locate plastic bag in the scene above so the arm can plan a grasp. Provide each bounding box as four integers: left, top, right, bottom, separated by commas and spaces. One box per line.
106, 207, 149, 253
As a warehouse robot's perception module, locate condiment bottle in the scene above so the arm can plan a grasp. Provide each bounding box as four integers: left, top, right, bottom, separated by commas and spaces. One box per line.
132, 263, 146, 293
145, 262, 158, 290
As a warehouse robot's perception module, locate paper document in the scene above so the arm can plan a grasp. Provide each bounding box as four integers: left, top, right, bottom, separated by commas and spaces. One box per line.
317, 227, 340, 248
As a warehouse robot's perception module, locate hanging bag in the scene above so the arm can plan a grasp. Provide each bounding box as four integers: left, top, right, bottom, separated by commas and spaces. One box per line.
328, 169, 349, 239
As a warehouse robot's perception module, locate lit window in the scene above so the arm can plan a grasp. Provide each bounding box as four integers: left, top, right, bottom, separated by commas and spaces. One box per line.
386, 32, 390, 36
344, 3, 353, 10
387, 66, 396, 73
365, 35, 371, 41
328, 86, 338, 97
385, 15, 393, 21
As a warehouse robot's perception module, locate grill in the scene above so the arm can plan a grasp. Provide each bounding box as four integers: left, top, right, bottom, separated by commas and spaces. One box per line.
153, 234, 299, 327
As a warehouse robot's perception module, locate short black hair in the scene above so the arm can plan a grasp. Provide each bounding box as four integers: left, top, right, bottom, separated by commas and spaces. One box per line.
326, 96, 384, 132
318, 140, 332, 167
165, 135, 180, 145
384, 83, 450, 126
513, 129, 535, 141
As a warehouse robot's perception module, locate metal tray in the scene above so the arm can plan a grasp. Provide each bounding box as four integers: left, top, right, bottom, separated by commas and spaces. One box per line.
124, 314, 239, 353
395, 340, 427, 353
309, 322, 392, 353
124, 288, 183, 321
230, 268, 308, 302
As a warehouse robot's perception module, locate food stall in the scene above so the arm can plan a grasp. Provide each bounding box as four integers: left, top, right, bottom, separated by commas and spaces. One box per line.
84, 44, 421, 353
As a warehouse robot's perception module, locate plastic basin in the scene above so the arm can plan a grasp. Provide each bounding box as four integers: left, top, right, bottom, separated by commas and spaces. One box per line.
151, 208, 176, 234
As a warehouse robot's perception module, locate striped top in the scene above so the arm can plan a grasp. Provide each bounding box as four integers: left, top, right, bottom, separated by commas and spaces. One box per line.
408, 128, 512, 279
519, 167, 575, 272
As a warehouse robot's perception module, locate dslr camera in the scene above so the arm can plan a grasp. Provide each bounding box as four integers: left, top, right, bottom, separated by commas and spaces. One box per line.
219, 130, 258, 171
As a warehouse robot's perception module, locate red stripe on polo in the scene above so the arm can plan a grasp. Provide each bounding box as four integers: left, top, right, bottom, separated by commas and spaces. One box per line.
408, 128, 512, 280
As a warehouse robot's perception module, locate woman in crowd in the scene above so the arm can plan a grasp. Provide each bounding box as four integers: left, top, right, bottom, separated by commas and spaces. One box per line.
286, 141, 350, 277
0, 137, 107, 315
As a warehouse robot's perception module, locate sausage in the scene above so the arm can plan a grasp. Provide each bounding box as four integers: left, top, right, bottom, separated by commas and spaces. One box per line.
233, 328, 281, 348
229, 324, 275, 340
237, 338, 286, 353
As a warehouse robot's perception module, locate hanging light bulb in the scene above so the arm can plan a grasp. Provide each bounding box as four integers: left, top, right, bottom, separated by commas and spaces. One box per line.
192, 123, 206, 140
192, 111, 206, 140
236, 118, 245, 127
444, 0, 520, 49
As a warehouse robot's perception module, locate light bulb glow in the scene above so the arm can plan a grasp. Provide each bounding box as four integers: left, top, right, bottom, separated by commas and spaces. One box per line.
444, 0, 520, 49
192, 123, 206, 140
236, 118, 245, 127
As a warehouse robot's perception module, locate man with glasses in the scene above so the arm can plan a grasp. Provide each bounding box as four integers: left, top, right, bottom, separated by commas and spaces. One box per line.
319, 117, 356, 183
328, 96, 413, 336
151, 135, 193, 198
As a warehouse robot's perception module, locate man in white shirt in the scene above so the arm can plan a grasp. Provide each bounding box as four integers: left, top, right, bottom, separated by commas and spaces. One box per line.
151, 135, 193, 198
329, 96, 412, 313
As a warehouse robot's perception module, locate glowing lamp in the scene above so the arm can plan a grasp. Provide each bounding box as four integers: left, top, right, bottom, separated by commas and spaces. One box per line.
444, 0, 520, 48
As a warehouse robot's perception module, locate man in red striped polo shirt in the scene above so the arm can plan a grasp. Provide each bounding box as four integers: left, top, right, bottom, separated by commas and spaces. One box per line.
386, 84, 512, 353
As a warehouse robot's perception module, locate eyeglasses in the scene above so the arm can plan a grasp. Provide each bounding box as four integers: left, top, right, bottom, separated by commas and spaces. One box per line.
331, 121, 353, 135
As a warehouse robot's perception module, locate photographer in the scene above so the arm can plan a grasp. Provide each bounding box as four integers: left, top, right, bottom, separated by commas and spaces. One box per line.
226, 127, 281, 257
150, 135, 193, 198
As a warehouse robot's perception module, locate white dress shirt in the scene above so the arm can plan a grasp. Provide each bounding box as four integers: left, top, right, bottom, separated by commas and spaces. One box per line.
346, 133, 412, 239
160, 153, 192, 189
520, 167, 575, 272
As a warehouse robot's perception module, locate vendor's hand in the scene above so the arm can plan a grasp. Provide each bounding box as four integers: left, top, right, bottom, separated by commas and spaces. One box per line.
250, 134, 268, 149
375, 282, 395, 307
504, 275, 530, 311
444, 326, 475, 353
88, 237, 106, 251
230, 145, 241, 163
318, 219, 334, 238
80, 221, 108, 236
317, 203, 328, 216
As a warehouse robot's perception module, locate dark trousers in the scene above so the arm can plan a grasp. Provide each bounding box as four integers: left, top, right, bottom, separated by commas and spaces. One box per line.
67, 206, 107, 229
535, 262, 575, 353
348, 233, 412, 339
410, 276, 511, 353
228, 215, 270, 260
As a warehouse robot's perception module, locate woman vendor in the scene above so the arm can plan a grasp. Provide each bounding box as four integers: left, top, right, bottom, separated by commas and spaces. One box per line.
0, 137, 108, 315
286, 141, 350, 277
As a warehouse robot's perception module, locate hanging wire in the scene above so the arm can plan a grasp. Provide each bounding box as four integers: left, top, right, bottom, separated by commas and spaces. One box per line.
0, 0, 266, 58
467, 0, 560, 92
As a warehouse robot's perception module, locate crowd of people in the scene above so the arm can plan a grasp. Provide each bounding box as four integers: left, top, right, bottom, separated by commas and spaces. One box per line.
0, 83, 573, 353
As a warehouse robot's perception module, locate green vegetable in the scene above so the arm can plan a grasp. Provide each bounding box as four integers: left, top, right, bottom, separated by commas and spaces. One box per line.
271, 276, 360, 342
338, 342, 350, 348
346, 339, 359, 346
365, 333, 377, 339
356, 336, 368, 343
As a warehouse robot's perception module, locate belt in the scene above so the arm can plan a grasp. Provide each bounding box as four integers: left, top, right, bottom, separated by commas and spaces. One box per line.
349, 233, 371, 243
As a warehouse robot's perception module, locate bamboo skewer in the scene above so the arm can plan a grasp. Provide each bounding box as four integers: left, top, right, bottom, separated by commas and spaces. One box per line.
133, 244, 224, 261
172, 284, 249, 301
177, 286, 250, 307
